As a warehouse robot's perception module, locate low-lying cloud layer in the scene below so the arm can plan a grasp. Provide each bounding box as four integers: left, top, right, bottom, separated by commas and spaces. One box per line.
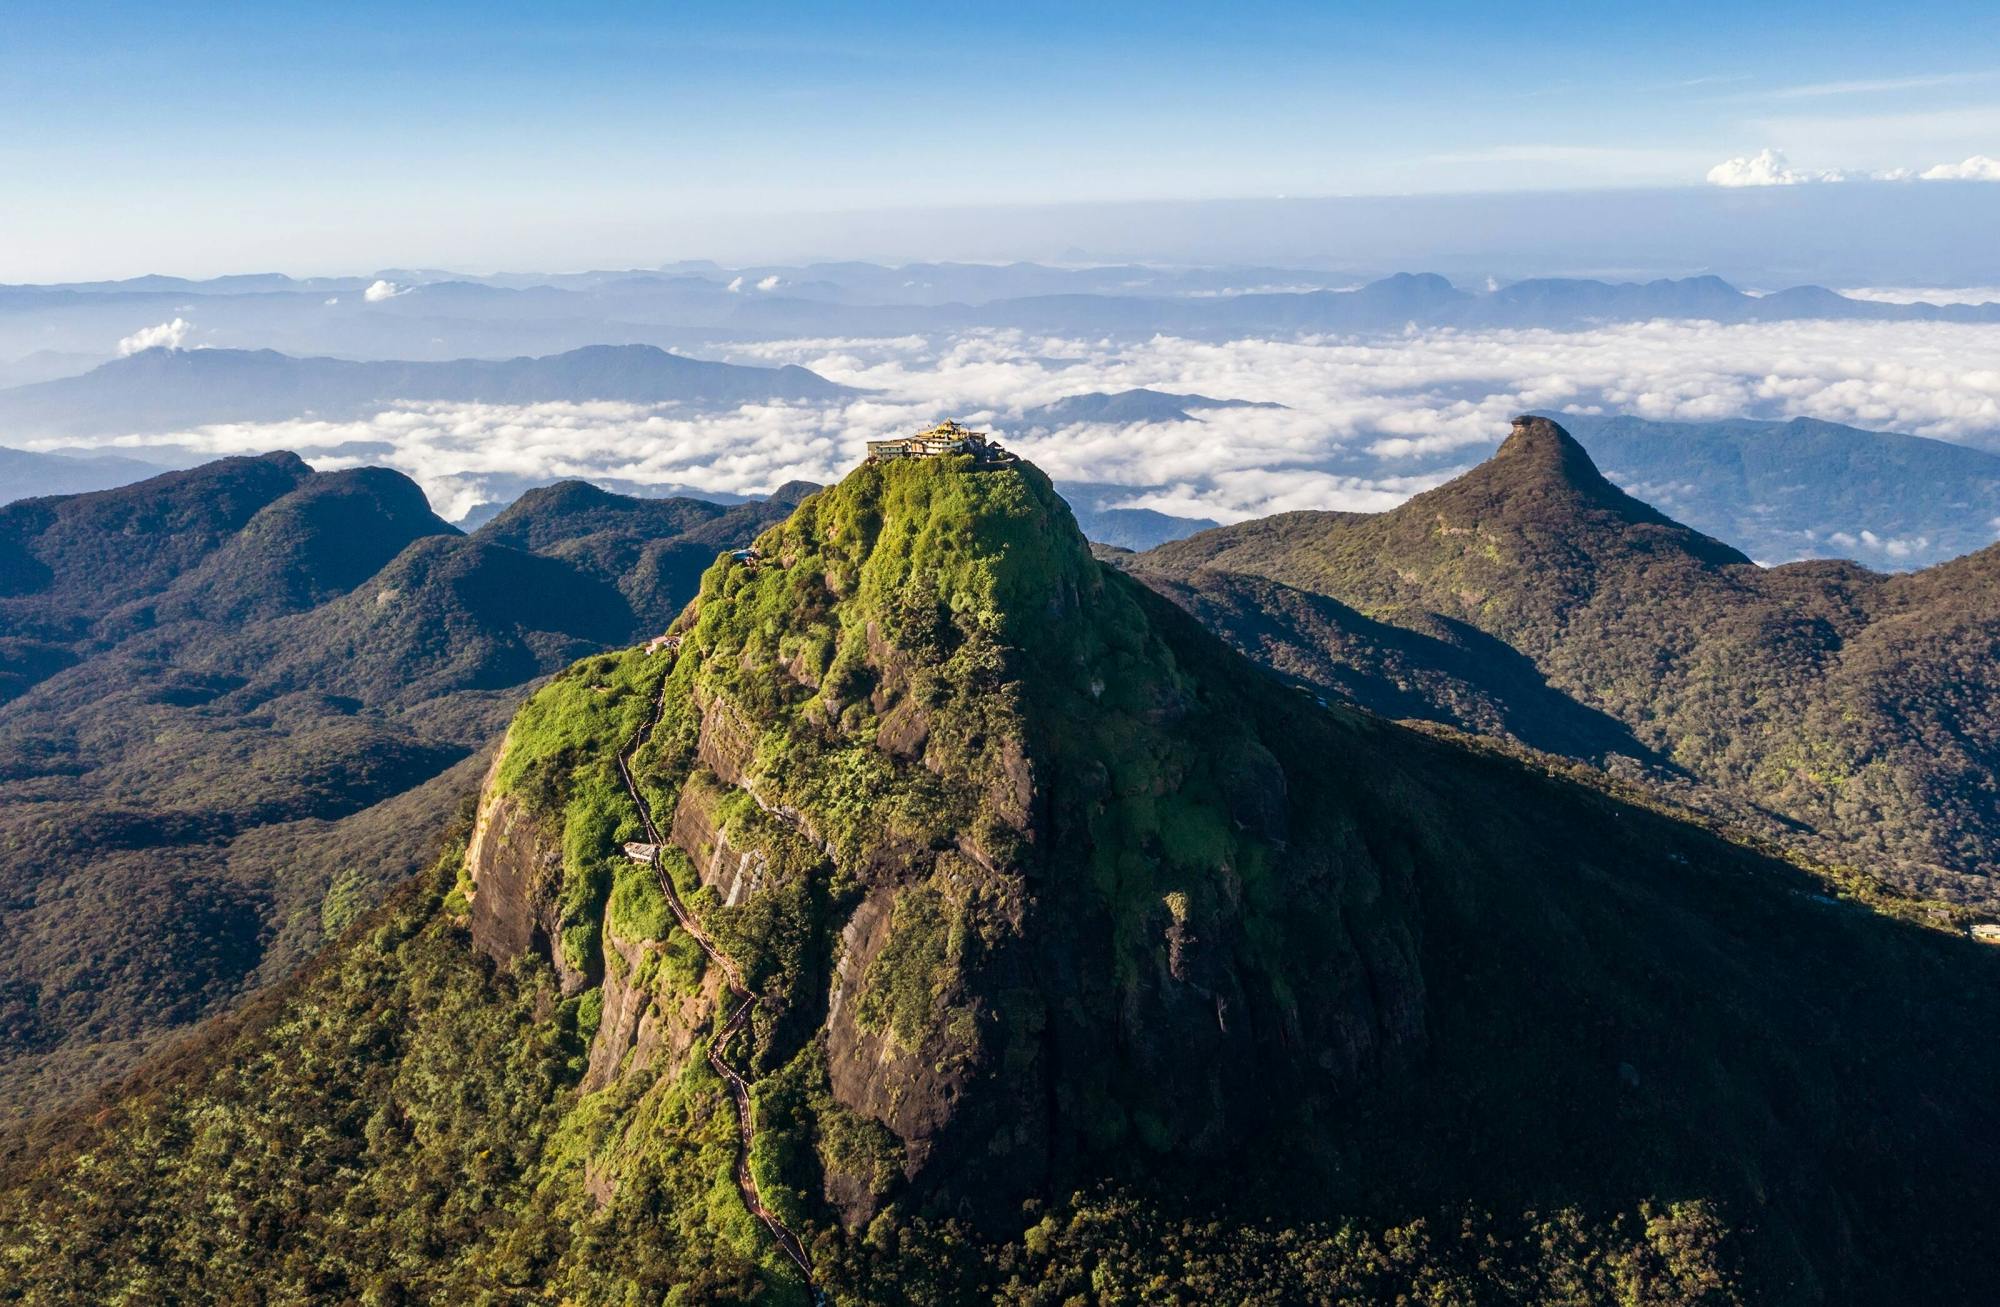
1708, 146, 2000, 186
36, 319, 2000, 535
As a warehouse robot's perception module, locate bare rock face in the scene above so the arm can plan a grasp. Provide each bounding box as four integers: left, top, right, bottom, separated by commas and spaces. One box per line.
822, 884, 969, 1165
463, 743, 588, 995
670, 773, 770, 906
821, 869, 1049, 1227
694, 687, 757, 787
582, 923, 717, 1095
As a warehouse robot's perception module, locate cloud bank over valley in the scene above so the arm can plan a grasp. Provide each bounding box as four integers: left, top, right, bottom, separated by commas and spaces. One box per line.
20, 315, 2000, 566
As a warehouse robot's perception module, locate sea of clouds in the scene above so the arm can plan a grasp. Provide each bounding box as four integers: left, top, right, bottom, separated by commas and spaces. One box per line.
40, 318, 2000, 526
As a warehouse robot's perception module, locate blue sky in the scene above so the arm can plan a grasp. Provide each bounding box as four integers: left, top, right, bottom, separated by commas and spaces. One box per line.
6, 1, 2000, 278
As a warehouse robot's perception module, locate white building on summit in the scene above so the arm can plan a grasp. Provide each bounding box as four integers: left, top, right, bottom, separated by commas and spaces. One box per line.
865, 419, 1010, 463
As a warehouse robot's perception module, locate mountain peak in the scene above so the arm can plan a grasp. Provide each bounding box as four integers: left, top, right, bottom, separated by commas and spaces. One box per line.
780, 447, 1100, 651
766, 479, 821, 505
463, 442, 1429, 1225
1418, 415, 1751, 565
1494, 412, 1607, 480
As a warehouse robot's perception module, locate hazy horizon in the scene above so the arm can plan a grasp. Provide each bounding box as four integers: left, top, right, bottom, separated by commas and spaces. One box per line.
9, 3, 2000, 281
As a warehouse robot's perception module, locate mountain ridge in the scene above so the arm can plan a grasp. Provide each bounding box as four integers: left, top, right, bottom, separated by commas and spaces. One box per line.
0, 455, 793, 1114
1018, 388, 1287, 426
1127, 416, 2000, 903
0, 343, 854, 438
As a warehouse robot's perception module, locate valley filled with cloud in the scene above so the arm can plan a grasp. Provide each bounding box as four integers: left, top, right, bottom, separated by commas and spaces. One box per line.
30, 317, 2000, 539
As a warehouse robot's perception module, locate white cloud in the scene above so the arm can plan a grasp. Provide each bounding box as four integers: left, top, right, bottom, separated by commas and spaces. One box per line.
1830, 529, 1935, 559
116, 318, 193, 355
726, 276, 745, 293
35, 318, 2000, 527
756, 274, 783, 292
324, 296, 340, 306
362, 279, 407, 302
1706, 148, 1847, 186
1918, 154, 2000, 180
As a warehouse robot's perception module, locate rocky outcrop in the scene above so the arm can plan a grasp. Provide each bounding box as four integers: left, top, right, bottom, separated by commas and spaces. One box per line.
694, 687, 757, 787
670, 772, 771, 906
582, 922, 718, 1095
463, 741, 588, 995
466, 454, 1431, 1239
819, 848, 1050, 1228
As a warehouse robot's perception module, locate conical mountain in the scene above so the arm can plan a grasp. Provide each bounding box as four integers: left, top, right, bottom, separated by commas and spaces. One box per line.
1126, 416, 2000, 902
1143, 415, 1750, 628
1461, 413, 1749, 555
6, 446, 1999, 1303
465, 452, 1401, 1224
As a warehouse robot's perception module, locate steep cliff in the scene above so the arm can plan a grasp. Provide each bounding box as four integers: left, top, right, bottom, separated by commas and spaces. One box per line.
462, 452, 1431, 1230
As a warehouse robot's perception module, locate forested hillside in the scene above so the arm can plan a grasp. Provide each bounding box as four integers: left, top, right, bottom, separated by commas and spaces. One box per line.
1125, 417, 2000, 908
0, 458, 790, 1114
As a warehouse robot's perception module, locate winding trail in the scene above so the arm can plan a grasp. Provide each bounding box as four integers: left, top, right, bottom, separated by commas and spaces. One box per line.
617, 677, 820, 1291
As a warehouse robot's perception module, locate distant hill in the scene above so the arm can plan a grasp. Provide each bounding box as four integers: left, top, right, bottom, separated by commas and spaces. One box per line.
16, 265, 2000, 370
1053, 479, 1219, 550
1019, 388, 1285, 426
0, 446, 167, 504
0, 457, 791, 1115
685, 271, 2000, 339
471, 479, 816, 633
0, 343, 854, 438
1127, 416, 2000, 904
947, 272, 2000, 337
1559, 412, 2000, 569
0, 351, 102, 389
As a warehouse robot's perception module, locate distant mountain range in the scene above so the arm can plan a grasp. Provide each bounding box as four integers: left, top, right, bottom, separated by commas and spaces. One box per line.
0, 343, 852, 438
6, 264, 1999, 364
0, 446, 168, 501
1018, 388, 1285, 426
10, 405, 1994, 566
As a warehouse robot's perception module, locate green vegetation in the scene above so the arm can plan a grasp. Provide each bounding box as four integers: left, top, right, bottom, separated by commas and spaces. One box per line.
319, 865, 372, 938
1128, 416, 2000, 908
608, 855, 672, 942
851, 887, 955, 1052
0, 457, 788, 1118
5, 446, 1999, 1304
